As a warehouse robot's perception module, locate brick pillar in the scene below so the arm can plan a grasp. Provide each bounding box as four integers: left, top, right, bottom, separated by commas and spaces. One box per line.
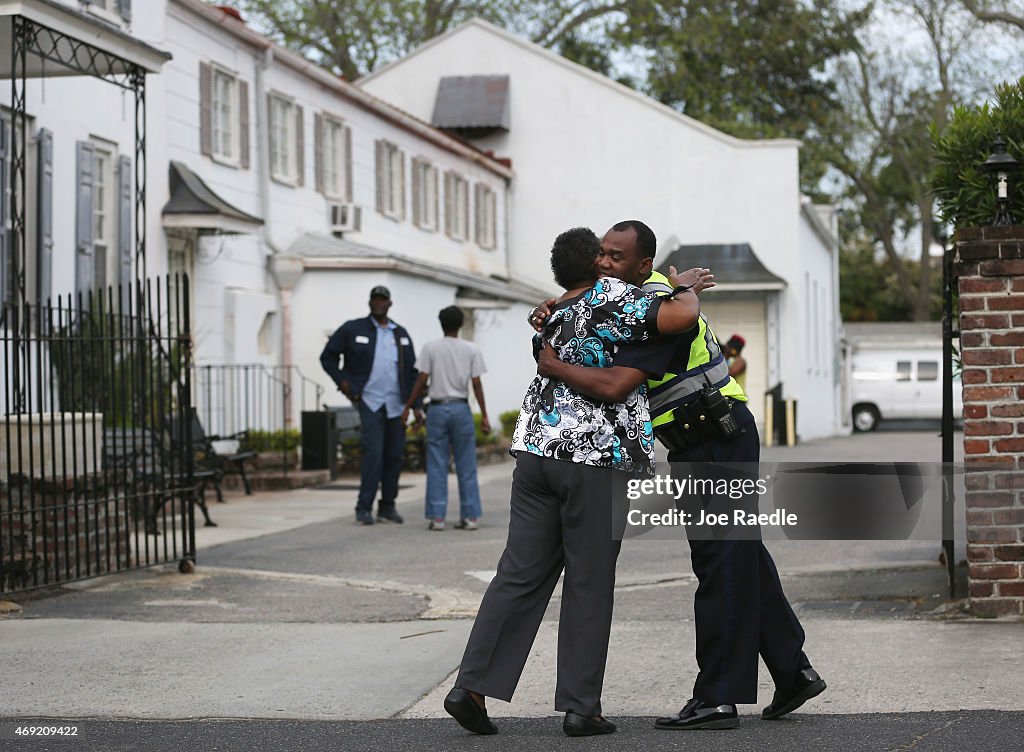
955, 226, 1024, 618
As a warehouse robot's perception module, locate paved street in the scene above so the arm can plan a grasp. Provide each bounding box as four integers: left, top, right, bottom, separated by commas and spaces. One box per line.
2, 429, 1022, 751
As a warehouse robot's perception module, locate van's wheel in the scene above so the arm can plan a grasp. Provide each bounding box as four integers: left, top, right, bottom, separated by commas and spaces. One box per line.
852, 404, 880, 432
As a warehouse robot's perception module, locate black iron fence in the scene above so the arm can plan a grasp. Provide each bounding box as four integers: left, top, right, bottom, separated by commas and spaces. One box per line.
1, 277, 198, 594
191, 363, 323, 470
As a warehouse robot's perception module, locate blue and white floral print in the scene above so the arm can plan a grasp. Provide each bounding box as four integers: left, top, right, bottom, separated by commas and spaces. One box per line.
510, 277, 661, 476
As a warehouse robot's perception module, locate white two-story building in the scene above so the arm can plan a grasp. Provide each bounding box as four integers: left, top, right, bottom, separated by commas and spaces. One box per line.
1, 1, 548, 427
360, 19, 845, 440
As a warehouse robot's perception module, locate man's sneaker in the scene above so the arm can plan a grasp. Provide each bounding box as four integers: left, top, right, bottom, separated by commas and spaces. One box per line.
376, 509, 404, 524
355, 510, 374, 526
455, 518, 479, 531
428, 519, 446, 531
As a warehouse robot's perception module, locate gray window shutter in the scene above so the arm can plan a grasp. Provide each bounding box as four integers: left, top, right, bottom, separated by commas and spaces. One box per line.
444, 171, 452, 238
0, 114, 10, 307
433, 166, 439, 230
344, 126, 353, 202
374, 140, 384, 213
314, 113, 324, 194
36, 128, 53, 302
295, 105, 304, 186
199, 62, 213, 158
118, 155, 132, 291
75, 141, 95, 298
239, 79, 250, 169
411, 159, 421, 226
398, 148, 406, 220
197, 63, 211, 158
118, 0, 131, 23
474, 183, 482, 245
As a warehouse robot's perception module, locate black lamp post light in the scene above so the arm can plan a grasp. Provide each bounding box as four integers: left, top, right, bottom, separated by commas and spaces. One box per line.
982, 134, 1020, 226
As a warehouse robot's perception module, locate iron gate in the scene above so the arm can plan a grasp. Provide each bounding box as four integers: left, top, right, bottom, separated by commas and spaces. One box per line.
1, 276, 197, 593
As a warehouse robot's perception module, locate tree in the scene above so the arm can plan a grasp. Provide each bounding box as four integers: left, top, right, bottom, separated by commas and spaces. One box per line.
825, 0, 983, 320
961, 0, 1024, 30
616, 0, 867, 196
229, 0, 631, 81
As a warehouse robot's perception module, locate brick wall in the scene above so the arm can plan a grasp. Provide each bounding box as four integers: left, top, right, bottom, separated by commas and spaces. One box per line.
1, 477, 133, 593
955, 226, 1024, 618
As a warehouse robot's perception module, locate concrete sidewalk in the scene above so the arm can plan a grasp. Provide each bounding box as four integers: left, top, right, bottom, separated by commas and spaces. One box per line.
1, 431, 1021, 752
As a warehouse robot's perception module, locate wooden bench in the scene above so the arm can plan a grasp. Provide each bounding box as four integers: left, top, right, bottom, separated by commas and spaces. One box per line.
102, 427, 218, 533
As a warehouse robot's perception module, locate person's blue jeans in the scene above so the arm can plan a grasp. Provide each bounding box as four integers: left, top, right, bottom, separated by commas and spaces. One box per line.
356, 402, 406, 514
425, 401, 482, 521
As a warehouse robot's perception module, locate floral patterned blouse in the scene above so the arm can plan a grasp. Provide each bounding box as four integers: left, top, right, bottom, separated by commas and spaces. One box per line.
510, 277, 663, 476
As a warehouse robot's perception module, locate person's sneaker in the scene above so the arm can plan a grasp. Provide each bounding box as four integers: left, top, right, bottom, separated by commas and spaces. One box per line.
455, 518, 479, 531
355, 510, 374, 526
428, 519, 446, 531
376, 508, 404, 524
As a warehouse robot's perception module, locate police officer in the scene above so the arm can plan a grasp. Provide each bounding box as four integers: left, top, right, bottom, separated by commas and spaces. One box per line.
533, 220, 826, 730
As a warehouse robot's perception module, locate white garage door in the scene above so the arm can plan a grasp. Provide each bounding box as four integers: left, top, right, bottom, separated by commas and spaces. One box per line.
697, 297, 768, 437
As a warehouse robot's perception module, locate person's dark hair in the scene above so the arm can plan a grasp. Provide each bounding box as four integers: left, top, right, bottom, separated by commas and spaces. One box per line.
439, 305, 464, 333
610, 220, 656, 260
550, 227, 600, 288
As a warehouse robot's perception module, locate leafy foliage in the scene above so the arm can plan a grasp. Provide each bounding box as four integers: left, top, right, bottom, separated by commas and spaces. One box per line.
931, 76, 1024, 228
839, 240, 946, 321
620, 0, 866, 195
240, 429, 302, 452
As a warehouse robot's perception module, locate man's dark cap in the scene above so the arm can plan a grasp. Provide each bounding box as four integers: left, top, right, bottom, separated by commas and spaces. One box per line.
369, 285, 391, 300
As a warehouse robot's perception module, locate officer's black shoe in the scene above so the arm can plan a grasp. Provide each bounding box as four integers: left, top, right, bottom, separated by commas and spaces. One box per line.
563, 712, 617, 737
762, 668, 827, 720
444, 688, 498, 735
655, 698, 739, 730
376, 508, 404, 524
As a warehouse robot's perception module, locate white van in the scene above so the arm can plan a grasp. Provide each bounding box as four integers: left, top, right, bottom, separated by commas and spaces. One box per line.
850, 348, 963, 431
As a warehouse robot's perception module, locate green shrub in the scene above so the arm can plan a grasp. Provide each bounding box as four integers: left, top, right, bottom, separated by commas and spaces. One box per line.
499, 409, 520, 439
240, 429, 301, 453
931, 76, 1024, 229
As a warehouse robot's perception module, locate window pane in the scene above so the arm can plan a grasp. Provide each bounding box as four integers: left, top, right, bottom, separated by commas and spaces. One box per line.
917, 361, 938, 381
896, 361, 911, 381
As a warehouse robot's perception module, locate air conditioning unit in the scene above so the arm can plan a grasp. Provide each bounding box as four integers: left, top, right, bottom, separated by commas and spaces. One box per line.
328, 203, 361, 234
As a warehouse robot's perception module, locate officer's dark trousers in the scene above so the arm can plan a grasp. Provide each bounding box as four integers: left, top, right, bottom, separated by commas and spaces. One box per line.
668, 401, 811, 704
456, 453, 623, 716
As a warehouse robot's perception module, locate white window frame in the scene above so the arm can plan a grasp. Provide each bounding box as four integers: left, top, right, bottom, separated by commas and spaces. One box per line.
269, 93, 299, 185
475, 183, 497, 249
445, 171, 469, 242
379, 141, 404, 220
91, 140, 117, 292
412, 158, 438, 232
211, 66, 239, 166
322, 115, 349, 200
85, 0, 123, 26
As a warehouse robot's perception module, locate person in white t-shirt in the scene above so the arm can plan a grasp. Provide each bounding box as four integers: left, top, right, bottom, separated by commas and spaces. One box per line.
402, 306, 490, 531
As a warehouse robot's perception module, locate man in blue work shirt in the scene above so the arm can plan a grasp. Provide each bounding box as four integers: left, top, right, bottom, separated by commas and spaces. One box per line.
320, 286, 422, 525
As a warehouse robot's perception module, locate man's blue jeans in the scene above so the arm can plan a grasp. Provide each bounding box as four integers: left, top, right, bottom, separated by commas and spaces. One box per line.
357, 402, 406, 514
425, 401, 482, 521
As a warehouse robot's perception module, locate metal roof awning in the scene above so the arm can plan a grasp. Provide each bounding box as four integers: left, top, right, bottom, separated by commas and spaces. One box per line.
431, 75, 510, 134
162, 161, 263, 234
0, 0, 172, 79
657, 243, 786, 292
289, 232, 551, 305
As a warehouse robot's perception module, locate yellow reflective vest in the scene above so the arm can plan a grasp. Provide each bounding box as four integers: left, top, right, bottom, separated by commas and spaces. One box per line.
641, 271, 747, 429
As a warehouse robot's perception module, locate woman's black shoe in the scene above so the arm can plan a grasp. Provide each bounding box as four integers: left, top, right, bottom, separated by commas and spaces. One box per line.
563, 712, 617, 737
444, 688, 498, 735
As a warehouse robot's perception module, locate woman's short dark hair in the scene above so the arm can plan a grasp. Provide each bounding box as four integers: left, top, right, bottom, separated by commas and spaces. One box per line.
550, 227, 600, 289
439, 305, 464, 332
